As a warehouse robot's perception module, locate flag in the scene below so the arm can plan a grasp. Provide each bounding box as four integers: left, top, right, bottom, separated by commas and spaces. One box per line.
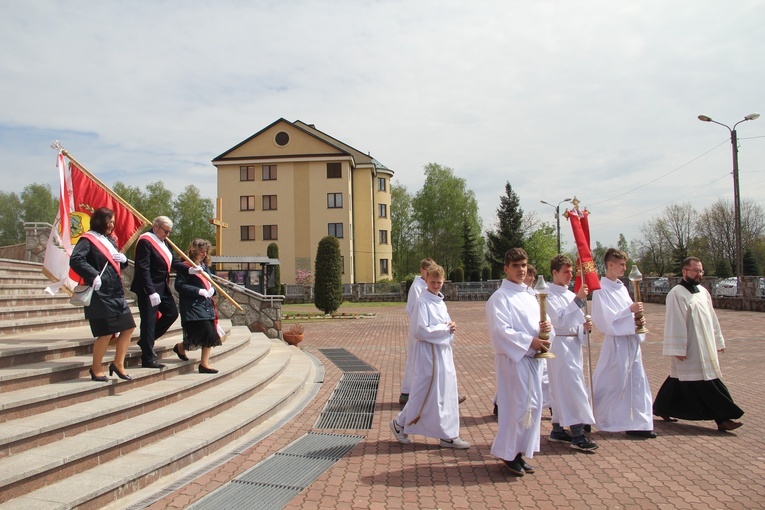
43, 152, 149, 294
568, 207, 601, 292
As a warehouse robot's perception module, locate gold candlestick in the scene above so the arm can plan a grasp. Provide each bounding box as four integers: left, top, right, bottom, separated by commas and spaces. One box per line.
628, 265, 648, 334
533, 275, 555, 359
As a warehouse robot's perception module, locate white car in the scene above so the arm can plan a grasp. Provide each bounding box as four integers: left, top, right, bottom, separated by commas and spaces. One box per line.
715, 277, 739, 297
652, 277, 669, 293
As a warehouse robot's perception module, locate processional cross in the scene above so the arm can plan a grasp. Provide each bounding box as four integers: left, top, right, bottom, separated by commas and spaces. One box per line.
209, 198, 229, 255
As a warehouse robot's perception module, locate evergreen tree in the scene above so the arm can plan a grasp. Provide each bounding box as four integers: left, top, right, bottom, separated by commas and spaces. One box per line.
743, 249, 760, 276
481, 266, 491, 281
313, 236, 343, 314
267, 243, 281, 294
451, 267, 464, 282
715, 259, 732, 278
486, 182, 524, 275
460, 217, 482, 281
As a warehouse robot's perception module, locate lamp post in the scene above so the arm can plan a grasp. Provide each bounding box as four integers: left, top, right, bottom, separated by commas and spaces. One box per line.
541, 198, 572, 254
698, 113, 760, 278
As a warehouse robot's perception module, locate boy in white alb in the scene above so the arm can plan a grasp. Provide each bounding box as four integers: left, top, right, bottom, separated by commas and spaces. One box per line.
391, 265, 469, 449
400, 258, 434, 405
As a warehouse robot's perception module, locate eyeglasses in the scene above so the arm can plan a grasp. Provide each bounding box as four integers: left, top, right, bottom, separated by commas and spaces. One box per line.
685, 268, 704, 274
161, 228, 172, 235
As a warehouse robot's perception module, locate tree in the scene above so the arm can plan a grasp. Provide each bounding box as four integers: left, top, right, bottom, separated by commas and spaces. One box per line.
451, 267, 464, 282
411, 163, 483, 277
172, 185, 215, 253
696, 199, 764, 275
313, 236, 343, 314
267, 243, 281, 294
592, 241, 606, 276
390, 181, 415, 279
486, 182, 524, 275
21, 184, 58, 224
524, 223, 557, 278
0, 191, 23, 245
636, 204, 697, 275
743, 249, 760, 276
460, 217, 482, 281
715, 259, 732, 278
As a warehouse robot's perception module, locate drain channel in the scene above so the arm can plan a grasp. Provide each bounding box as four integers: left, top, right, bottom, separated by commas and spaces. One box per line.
189, 432, 363, 510
318, 348, 376, 372
314, 372, 380, 430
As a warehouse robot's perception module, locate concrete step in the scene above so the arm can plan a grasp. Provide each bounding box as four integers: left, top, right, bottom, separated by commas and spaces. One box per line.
0, 294, 73, 308
0, 327, 263, 456
0, 339, 314, 508
0, 303, 99, 321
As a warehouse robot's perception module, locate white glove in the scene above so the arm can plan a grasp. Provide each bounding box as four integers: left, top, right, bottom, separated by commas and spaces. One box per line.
112, 252, 127, 263
198, 288, 207, 297
92, 275, 102, 291
189, 266, 202, 275
207, 287, 216, 298
149, 292, 161, 307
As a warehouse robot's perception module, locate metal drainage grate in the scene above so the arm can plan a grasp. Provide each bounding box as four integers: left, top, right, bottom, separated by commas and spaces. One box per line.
314, 372, 379, 430
318, 348, 376, 372
190, 432, 363, 510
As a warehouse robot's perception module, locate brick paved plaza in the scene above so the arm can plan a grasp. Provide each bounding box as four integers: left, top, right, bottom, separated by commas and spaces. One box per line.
150, 302, 765, 510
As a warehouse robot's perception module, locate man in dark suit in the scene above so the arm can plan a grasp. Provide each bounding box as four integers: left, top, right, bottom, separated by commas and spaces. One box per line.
130, 216, 196, 368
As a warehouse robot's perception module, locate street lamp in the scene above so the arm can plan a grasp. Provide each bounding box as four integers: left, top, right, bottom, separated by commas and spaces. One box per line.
540, 198, 572, 254
698, 112, 760, 277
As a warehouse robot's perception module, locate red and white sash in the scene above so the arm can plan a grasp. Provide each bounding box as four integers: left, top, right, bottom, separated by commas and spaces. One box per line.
81, 232, 121, 275
139, 232, 172, 274
187, 263, 221, 335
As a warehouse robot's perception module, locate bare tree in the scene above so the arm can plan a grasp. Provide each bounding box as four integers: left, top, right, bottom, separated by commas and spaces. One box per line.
696, 199, 765, 273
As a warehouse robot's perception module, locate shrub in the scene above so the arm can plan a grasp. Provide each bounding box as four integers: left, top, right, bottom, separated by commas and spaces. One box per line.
313, 236, 343, 314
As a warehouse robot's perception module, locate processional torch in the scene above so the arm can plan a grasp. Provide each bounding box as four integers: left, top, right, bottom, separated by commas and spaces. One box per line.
628, 265, 648, 334
533, 275, 555, 359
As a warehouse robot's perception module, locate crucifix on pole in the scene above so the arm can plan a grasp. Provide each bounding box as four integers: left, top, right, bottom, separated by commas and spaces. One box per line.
209, 197, 229, 256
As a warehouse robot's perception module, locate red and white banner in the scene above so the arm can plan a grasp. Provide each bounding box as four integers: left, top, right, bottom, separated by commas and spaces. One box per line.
43, 153, 149, 294
568, 207, 601, 293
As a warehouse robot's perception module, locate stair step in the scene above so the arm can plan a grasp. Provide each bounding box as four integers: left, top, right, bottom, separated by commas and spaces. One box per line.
0, 294, 74, 308
0, 339, 311, 506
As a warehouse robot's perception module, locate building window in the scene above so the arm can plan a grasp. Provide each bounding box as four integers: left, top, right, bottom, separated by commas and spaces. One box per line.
262, 165, 277, 180
327, 162, 342, 179
274, 131, 290, 146
378, 203, 387, 218
328, 223, 343, 238
241, 225, 256, 241
240, 196, 255, 211
262, 195, 277, 211
240, 166, 255, 181
380, 258, 389, 275
327, 193, 343, 208
263, 225, 278, 240
379, 230, 388, 244
377, 177, 386, 191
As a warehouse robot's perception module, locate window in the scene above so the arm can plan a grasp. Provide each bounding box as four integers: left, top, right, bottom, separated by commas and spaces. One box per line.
262, 195, 277, 211
263, 225, 278, 240
262, 165, 277, 180
379, 230, 388, 244
241, 225, 256, 240
328, 223, 343, 238
327, 193, 343, 208
274, 131, 290, 146
240, 166, 255, 181
377, 177, 386, 191
327, 162, 342, 178
240, 196, 255, 211
378, 203, 387, 218
380, 259, 389, 275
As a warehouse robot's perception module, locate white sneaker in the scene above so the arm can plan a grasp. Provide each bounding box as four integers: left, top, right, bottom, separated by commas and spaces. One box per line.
440, 437, 470, 449
390, 419, 411, 444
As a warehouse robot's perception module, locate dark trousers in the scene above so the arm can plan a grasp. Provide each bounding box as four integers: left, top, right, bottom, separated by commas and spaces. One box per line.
136, 290, 179, 364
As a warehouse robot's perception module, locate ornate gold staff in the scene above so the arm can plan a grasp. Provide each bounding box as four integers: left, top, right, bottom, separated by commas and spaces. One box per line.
533, 275, 555, 359
628, 265, 648, 334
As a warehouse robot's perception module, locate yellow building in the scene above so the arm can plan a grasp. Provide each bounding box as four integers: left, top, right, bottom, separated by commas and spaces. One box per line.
212, 118, 394, 284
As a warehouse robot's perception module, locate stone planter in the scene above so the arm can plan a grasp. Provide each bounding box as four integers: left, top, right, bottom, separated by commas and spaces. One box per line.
283, 333, 304, 346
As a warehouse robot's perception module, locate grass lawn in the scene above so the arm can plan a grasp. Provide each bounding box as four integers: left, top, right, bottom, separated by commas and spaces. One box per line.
281, 301, 403, 321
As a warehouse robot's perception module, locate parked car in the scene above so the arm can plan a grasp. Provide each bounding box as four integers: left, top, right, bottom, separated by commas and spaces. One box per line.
715, 277, 739, 297
759, 278, 765, 298
652, 277, 669, 293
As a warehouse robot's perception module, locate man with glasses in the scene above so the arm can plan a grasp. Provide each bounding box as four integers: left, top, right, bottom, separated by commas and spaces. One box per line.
653, 257, 744, 432
131, 216, 197, 368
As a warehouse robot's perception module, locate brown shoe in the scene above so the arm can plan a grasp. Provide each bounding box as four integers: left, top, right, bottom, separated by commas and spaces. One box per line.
458, 394, 467, 404
717, 420, 743, 432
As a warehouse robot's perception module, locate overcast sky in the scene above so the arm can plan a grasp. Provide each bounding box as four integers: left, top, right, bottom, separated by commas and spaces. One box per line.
1, 0, 763, 252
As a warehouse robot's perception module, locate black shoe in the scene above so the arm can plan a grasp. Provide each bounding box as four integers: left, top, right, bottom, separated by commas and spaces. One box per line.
571, 435, 599, 451
717, 420, 743, 432
398, 393, 409, 405
173, 344, 189, 361
199, 365, 219, 374
549, 430, 573, 443
626, 430, 657, 439
659, 414, 678, 422
492, 403, 498, 416
142, 361, 166, 369
89, 368, 109, 382
108, 363, 133, 381
583, 424, 592, 433
503, 459, 525, 476
519, 458, 535, 474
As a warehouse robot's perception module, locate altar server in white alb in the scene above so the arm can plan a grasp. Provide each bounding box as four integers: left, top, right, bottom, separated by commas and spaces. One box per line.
652, 256, 743, 432
390, 264, 470, 449
591, 248, 656, 438
399, 257, 434, 405
546, 255, 598, 451
486, 248, 553, 476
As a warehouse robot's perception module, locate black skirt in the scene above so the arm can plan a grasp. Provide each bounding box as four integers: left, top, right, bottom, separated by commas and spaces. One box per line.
89, 310, 136, 338
653, 376, 744, 423
182, 320, 222, 350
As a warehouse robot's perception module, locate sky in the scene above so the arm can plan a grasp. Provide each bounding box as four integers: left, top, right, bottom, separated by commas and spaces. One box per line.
1, 0, 764, 252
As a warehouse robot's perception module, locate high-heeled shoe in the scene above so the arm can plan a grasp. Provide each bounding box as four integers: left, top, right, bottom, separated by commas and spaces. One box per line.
109, 363, 133, 381
173, 344, 189, 361
89, 368, 109, 382
199, 365, 219, 374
